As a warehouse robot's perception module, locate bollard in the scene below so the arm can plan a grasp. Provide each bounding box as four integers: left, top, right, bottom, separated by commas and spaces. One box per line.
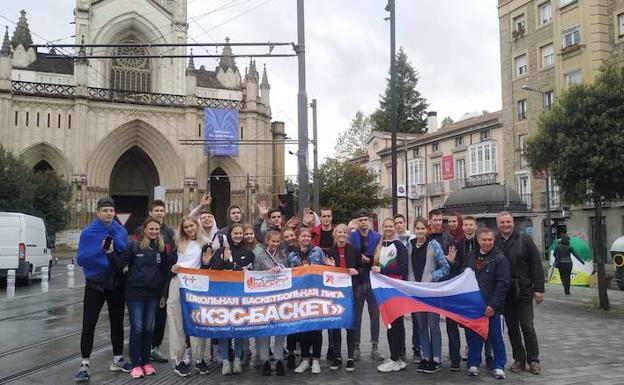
6, 269, 15, 298
41, 266, 49, 293
67, 263, 75, 289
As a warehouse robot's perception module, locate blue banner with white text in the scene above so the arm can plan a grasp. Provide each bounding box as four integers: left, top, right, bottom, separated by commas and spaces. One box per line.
204, 108, 239, 156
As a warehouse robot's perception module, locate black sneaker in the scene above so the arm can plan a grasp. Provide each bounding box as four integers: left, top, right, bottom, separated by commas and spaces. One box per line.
450, 361, 461, 371
195, 360, 210, 375
275, 360, 286, 376
74, 364, 89, 383
287, 353, 296, 368
174, 362, 191, 377
416, 359, 429, 372
326, 347, 335, 361
262, 360, 272, 376
346, 359, 355, 372
424, 360, 441, 373
330, 357, 342, 370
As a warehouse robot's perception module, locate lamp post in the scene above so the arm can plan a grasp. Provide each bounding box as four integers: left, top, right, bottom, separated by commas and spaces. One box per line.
385, 0, 398, 216
522, 85, 552, 255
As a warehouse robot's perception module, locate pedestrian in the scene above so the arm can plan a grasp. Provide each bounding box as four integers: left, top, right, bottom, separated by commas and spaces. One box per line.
553, 235, 582, 295
495, 211, 544, 374
123, 217, 169, 379
326, 224, 362, 372
253, 231, 289, 376
464, 227, 510, 380
410, 216, 450, 374
372, 218, 408, 373
289, 227, 334, 374
166, 215, 209, 377
347, 209, 384, 362
74, 197, 131, 383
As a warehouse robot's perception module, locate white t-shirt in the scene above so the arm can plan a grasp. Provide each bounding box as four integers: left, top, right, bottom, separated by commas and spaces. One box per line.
176, 240, 202, 269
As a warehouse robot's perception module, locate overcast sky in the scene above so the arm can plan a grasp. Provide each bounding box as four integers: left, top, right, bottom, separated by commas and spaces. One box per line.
3, 0, 501, 176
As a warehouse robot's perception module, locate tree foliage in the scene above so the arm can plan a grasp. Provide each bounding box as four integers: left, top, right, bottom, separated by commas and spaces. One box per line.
440, 116, 454, 128
0, 147, 72, 233
334, 111, 372, 159
370, 47, 429, 134
318, 158, 388, 224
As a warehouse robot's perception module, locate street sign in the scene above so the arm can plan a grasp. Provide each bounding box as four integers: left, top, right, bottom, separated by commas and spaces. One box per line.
116, 213, 132, 226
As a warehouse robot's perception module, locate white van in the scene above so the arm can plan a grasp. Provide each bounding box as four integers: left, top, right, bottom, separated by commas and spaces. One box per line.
0, 212, 52, 285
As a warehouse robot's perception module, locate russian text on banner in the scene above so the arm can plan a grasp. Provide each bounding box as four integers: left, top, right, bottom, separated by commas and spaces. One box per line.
178, 265, 354, 339
370, 269, 489, 339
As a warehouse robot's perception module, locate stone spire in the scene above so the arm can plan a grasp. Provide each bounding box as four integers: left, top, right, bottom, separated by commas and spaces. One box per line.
11, 10, 33, 49
218, 37, 237, 72
260, 64, 270, 89
247, 58, 259, 82
1, 27, 11, 56
187, 48, 195, 70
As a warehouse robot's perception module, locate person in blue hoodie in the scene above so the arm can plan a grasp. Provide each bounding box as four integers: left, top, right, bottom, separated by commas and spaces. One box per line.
74, 197, 131, 383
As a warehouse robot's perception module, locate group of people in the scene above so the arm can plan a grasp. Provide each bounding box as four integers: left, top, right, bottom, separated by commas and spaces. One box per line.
74, 193, 545, 382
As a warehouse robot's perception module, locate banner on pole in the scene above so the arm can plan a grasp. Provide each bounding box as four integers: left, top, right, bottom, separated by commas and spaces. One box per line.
204, 108, 239, 156
178, 265, 354, 339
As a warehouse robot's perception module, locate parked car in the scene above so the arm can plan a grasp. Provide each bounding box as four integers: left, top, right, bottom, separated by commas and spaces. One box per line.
0, 212, 52, 285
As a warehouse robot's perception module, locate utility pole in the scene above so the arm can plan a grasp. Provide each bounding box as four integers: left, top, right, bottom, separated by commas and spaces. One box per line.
296, 0, 309, 216
386, 0, 398, 215
404, 137, 409, 226
206, 146, 212, 194
310, 98, 320, 212
245, 173, 251, 223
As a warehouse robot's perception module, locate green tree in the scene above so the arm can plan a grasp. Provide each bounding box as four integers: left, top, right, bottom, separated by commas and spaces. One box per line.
371, 47, 429, 133
334, 111, 372, 159
440, 116, 454, 128
318, 158, 388, 224
524, 63, 624, 311
0, 147, 36, 213
31, 171, 72, 233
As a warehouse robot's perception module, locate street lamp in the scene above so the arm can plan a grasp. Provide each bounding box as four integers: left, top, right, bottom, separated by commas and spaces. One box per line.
522, 85, 553, 255
385, 0, 398, 216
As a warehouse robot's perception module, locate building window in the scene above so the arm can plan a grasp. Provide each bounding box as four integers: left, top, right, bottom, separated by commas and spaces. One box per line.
589, 216, 607, 250
412, 147, 419, 157
431, 142, 439, 152
432, 163, 442, 183
14, 111, 18, 126
25, 112, 29, 127
541, 43, 554, 67
517, 172, 531, 208
454, 136, 464, 147
618, 13, 624, 36
110, 37, 152, 93
456, 158, 466, 179
57, 114, 61, 129
560, 0, 577, 7
517, 100, 527, 120
566, 69, 583, 86
47, 113, 50, 128
543, 90, 554, 110
480, 130, 490, 141
36, 112, 40, 127
562, 25, 581, 48
470, 142, 497, 175
512, 14, 526, 37
519, 134, 528, 168
240, 125, 244, 139
515, 54, 528, 76
408, 158, 424, 185
539, 2, 552, 25
68, 114, 72, 129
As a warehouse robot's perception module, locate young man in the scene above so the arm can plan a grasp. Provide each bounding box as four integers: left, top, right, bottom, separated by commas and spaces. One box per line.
219, 205, 244, 242
311, 208, 335, 253
254, 201, 284, 242
464, 227, 510, 379
347, 209, 383, 361
495, 211, 545, 375
74, 198, 131, 383
427, 209, 461, 370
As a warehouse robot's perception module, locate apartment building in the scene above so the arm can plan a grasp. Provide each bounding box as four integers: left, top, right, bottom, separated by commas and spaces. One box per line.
499, 0, 624, 251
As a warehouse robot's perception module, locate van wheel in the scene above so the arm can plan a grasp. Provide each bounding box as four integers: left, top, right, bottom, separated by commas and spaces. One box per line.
18, 269, 32, 286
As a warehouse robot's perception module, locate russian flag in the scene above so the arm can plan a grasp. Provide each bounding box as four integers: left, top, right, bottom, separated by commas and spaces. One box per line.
371, 269, 489, 339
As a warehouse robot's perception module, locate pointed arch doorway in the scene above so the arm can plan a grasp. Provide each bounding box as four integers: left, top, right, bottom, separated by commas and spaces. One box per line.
210, 167, 230, 227
109, 146, 160, 233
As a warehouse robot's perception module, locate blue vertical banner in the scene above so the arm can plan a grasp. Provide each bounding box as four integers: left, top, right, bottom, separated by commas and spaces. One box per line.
204, 108, 239, 156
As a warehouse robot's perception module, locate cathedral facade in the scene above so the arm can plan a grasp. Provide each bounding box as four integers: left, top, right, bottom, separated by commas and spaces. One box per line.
0, 1, 286, 246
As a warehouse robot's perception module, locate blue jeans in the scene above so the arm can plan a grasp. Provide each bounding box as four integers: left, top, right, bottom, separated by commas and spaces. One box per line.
219, 338, 244, 361
127, 299, 158, 367
416, 312, 442, 361
466, 314, 507, 370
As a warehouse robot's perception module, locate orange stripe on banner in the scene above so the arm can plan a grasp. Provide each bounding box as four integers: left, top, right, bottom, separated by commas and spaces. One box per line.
177, 265, 350, 282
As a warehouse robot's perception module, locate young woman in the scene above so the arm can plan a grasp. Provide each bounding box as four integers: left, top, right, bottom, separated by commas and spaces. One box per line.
553, 235, 582, 295
166, 215, 208, 377
200, 224, 254, 375
252, 231, 289, 376
123, 217, 169, 379
410, 217, 450, 374
242, 225, 257, 252
371, 218, 408, 373
325, 224, 362, 372
288, 227, 334, 375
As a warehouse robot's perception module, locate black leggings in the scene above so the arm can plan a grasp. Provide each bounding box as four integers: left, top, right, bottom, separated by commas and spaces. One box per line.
331, 328, 355, 359
152, 305, 167, 348
80, 285, 125, 358
558, 263, 573, 294
299, 330, 322, 359
387, 317, 405, 361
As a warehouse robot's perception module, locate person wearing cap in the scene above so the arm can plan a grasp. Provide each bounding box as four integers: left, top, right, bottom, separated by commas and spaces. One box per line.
347, 208, 383, 362
75, 197, 132, 383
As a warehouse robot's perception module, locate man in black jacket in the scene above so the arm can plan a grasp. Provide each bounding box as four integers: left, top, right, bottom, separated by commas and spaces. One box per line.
495, 211, 545, 375
464, 227, 510, 379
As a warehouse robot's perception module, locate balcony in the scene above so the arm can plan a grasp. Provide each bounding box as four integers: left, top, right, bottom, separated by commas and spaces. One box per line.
465, 172, 498, 188
448, 178, 466, 191
427, 182, 444, 196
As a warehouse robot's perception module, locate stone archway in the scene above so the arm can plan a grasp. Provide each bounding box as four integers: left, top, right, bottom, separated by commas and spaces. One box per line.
20, 142, 73, 180
34, 160, 54, 172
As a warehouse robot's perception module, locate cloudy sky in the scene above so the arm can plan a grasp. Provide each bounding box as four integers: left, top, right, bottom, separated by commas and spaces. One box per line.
3, 0, 502, 176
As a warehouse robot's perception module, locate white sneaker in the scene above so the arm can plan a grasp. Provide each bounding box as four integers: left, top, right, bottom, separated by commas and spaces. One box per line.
311, 359, 321, 374
183, 347, 192, 365
233, 358, 242, 374
222, 360, 232, 375
295, 359, 310, 373
377, 359, 400, 373
468, 366, 479, 376
493, 368, 506, 379
398, 359, 407, 370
